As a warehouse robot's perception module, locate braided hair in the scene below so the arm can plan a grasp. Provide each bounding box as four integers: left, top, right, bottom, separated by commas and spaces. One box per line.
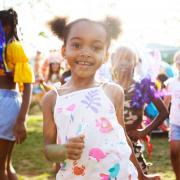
0, 8, 19, 41
48, 16, 122, 49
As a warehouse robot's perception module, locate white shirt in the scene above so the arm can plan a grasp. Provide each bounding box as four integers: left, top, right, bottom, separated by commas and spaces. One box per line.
165, 77, 180, 126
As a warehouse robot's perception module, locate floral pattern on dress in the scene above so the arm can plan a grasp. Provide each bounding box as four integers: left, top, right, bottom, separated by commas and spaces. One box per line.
54, 86, 138, 179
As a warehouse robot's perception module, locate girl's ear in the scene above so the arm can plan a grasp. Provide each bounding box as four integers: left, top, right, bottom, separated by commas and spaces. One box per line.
61, 45, 66, 58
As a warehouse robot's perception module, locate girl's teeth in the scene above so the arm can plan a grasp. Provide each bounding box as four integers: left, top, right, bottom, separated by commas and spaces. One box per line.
78, 61, 91, 65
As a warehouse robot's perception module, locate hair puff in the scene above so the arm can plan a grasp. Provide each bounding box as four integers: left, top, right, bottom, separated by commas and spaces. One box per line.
103, 16, 122, 40
48, 17, 68, 40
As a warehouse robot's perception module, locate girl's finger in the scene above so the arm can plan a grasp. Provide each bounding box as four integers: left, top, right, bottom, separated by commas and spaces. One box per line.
66, 148, 83, 156
68, 154, 81, 160
66, 142, 84, 150
68, 136, 84, 143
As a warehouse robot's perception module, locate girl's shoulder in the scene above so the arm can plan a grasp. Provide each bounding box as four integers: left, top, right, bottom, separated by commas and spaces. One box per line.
54, 83, 74, 96
42, 89, 57, 107
7, 40, 28, 63
102, 82, 124, 105
7, 40, 22, 49
102, 81, 124, 93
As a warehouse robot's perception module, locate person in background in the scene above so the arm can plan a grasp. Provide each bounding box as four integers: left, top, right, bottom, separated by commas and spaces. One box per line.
45, 51, 63, 86
164, 50, 180, 180
0, 8, 34, 179
31, 50, 45, 105
111, 45, 168, 175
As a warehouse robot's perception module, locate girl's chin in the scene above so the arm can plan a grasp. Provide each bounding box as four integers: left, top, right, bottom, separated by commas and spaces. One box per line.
75, 71, 95, 78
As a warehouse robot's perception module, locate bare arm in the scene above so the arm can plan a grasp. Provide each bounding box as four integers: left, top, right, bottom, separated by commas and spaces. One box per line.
112, 85, 144, 179
163, 95, 171, 110
142, 96, 169, 135
14, 83, 32, 144
42, 90, 84, 162
42, 90, 66, 162
128, 92, 169, 140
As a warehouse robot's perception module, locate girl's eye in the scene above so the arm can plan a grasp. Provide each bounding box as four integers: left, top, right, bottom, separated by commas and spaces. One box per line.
71, 42, 81, 49
92, 46, 102, 51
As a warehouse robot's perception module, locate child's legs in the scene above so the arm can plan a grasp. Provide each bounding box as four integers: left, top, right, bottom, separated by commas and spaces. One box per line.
170, 141, 180, 180
0, 139, 12, 180
0, 90, 21, 179
169, 124, 180, 180
6, 142, 18, 180
132, 141, 148, 174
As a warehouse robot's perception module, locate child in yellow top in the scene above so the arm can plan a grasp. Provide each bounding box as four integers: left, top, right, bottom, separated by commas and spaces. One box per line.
0, 8, 34, 179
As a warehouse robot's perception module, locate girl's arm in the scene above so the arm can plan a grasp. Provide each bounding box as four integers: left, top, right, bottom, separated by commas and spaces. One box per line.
110, 84, 160, 180
128, 96, 169, 140
42, 90, 84, 162
163, 81, 171, 110
163, 95, 171, 110
13, 83, 32, 144
142, 96, 169, 135
42, 90, 66, 162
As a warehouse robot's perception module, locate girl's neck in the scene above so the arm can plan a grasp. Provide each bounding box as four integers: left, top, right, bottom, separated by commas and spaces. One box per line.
121, 80, 134, 90
69, 76, 98, 90
117, 75, 134, 90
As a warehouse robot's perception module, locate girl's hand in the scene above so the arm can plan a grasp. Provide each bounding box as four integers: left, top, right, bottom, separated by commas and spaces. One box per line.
140, 173, 161, 180
65, 135, 85, 160
13, 120, 27, 144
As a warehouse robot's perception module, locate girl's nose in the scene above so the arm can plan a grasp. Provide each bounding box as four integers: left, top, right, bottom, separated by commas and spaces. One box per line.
80, 47, 91, 57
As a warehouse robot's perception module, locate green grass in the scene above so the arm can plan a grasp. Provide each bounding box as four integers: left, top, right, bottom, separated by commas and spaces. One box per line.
13, 115, 175, 180
144, 134, 175, 180
13, 115, 54, 180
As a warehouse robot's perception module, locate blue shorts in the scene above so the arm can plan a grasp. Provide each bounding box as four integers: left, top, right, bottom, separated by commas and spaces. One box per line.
0, 89, 22, 141
169, 124, 180, 141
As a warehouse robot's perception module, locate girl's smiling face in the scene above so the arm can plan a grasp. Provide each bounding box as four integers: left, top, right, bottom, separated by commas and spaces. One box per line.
62, 21, 108, 79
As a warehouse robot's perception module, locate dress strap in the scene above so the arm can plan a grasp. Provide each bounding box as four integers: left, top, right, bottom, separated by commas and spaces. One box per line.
99, 81, 108, 89
52, 82, 61, 96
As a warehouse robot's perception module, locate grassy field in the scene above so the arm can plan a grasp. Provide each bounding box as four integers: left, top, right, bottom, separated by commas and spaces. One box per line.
12, 115, 175, 180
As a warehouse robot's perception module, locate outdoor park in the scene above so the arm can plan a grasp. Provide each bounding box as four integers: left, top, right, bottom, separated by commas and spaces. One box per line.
1, 0, 180, 180
13, 114, 174, 180
12, 114, 174, 180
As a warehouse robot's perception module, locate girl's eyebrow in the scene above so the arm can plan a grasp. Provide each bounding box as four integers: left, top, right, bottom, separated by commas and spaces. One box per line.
70, 37, 81, 41
93, 40, 104, 44
70, 37, 104, 44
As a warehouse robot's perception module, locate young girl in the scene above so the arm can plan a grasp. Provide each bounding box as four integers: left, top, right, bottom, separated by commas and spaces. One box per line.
42, 17, 161, 180
164, 51, 180, 180
111, 46, 168, 174
0, 8, 34, 179
45, 50, 63, 86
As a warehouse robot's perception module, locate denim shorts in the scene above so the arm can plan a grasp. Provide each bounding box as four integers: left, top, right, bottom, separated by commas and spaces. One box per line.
169, 123, 180, 141
0, 89, 22, 141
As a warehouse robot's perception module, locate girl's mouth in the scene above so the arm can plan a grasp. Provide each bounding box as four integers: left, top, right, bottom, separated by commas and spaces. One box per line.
75, 61, 93, 66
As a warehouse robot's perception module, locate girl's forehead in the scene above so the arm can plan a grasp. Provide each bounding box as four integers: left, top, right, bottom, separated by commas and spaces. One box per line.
68, 21, 107, 42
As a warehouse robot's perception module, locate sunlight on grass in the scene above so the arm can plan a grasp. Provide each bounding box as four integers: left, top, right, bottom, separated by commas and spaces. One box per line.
12, 115, 175, 180
13, 115, 55, 180
145, 135, 175, 180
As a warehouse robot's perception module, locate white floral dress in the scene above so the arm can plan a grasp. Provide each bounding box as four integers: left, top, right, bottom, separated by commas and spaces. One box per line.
54, 85, 138, 180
